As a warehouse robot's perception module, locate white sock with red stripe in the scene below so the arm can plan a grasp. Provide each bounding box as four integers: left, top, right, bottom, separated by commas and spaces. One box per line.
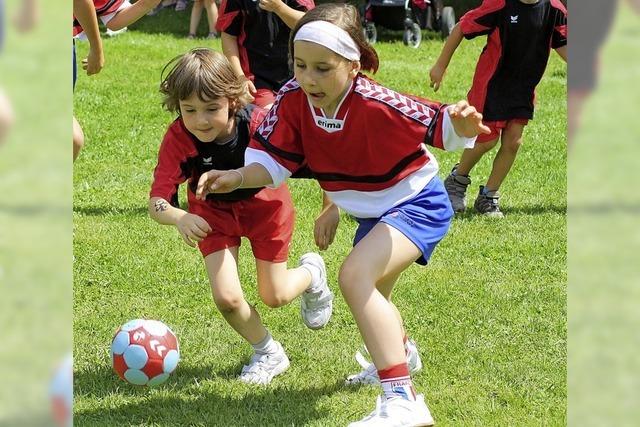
379, 363, 417, 401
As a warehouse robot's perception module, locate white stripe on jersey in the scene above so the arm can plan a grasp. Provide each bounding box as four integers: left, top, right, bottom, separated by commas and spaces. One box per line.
324, 161, 439, 218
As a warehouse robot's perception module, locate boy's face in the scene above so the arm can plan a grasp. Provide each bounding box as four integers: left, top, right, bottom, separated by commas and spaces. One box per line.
293, 41, 360, 115
179, 94, 232, 143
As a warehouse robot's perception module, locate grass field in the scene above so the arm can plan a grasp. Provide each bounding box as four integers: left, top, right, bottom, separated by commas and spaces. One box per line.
73, 8, 567, 426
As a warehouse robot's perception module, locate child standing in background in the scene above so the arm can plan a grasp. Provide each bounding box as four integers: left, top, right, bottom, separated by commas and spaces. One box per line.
430, 0, 567, 217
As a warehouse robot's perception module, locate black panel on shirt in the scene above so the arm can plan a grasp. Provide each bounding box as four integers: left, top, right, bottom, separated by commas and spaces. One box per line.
182, 105, 262, 202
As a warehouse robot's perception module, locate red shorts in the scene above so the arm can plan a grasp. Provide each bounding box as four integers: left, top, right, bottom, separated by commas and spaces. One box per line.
476, 119, 529, 143
189, 185, 294, 262
253, 89, 277, 109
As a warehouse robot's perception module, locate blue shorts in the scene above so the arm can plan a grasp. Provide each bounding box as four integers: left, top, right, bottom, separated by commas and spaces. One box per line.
353, 176, 453, 265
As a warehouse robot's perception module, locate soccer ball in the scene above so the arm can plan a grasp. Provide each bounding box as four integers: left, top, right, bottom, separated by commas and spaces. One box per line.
49, 353, 73, 427
111, 319, 180, 386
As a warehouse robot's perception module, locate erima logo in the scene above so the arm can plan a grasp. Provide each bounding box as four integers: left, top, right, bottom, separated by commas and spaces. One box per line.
202, 157, 212, 165
314, 116, 345, 133
510, 15, 518, 23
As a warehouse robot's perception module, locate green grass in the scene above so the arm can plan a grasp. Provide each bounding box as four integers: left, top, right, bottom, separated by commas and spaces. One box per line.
74, 9, 566, 426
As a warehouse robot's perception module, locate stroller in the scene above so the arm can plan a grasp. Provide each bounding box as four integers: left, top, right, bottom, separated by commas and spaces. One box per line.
361, 0, 455, 48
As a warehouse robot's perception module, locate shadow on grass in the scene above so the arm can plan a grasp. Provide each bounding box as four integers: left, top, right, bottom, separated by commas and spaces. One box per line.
75, 363, 357, 426
74, 205, 149, 217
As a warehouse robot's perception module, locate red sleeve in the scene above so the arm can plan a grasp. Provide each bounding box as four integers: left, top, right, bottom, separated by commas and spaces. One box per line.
401, 94, 447, 150
149, 122, 196, 205
459, 0, 505, 39
551, 0, 567, 49
216, 0, 242, 35
250, 90, 306, 174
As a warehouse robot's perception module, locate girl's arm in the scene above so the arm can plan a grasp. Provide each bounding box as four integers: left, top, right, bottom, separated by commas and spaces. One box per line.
555, 45, 567, 62
106, 0, 162, 31
258, 0, 304, 29
429, 23, 464, 91
73, 0, 104, 75
148, 197, 211, 247
314, 191, 339, 251
221, 32, 257, 99
196, 163, 273, 199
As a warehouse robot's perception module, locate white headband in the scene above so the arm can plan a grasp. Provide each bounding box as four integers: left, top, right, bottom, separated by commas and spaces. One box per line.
294, 21, 361, 62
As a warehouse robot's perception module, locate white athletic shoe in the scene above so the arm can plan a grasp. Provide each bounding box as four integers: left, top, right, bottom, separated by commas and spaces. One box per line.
299, 253, 334, 329
238, 342, 290, 385
345, 339, 423, 386
348, 394, 434, 427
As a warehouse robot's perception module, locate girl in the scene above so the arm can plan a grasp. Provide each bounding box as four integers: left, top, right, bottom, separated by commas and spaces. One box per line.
196, 4, 490, 425
149, 48, 333, 385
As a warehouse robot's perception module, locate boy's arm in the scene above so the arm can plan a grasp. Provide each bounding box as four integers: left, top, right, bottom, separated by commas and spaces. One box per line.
106, 0, 162, 31
429, 23, 463, 91
258, 0, 304, 29
221, 32, 257, 98
555, 45, 567, 62
73, 0, 104, 75
149, 197, 211, 247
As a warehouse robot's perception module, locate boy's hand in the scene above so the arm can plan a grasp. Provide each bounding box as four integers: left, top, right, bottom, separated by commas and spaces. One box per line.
449, 100, 491, 138
314, 204, 339, 251
83, 48, 105, 75
243, 78, 257, 102
176, 213, 212, 247
196, 170, 242, 199
429, 63, 446, 92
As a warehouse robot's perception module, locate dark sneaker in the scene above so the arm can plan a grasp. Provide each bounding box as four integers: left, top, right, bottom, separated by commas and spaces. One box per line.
474, 186, 504, 218
443, 165, 471, 212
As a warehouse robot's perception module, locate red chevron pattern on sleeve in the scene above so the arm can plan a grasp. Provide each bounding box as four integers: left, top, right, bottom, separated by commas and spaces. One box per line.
257, 79, 300, 140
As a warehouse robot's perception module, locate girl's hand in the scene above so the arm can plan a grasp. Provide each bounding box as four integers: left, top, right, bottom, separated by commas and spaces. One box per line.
429, 63, 446, 92
176, 213, 212, 247
196, 170, 243, 199
449, 100, 491, 138
314, 204, 339, 251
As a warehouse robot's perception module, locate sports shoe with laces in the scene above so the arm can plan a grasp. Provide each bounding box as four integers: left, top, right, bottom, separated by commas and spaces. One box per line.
238, 342, 290, 385
347, 394, 434, 427
175, 0, 187, 11
345, 339, 422, 386
443, 164, 471, 213
474, 185, 504, 218
299, 253, 333, 330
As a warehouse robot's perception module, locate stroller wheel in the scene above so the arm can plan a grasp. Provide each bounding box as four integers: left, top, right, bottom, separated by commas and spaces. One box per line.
440, 6, 455, 38
403, 22, 421, 48
363, 22, 377, 44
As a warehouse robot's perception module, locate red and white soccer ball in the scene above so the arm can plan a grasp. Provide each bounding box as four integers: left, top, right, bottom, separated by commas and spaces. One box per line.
111, 319, 180, 386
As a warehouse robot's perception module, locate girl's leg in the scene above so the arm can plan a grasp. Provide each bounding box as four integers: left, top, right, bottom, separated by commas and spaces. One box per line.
485, 121, 526, 191
203, 0, 218, 36
339, 222, 421, 372
205, 247, 267, 344
188, 0, 203, 37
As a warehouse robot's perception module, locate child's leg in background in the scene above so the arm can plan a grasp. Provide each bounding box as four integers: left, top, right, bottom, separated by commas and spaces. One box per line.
73, 116, 84, 161
189, 0, 203, 37
205, 247, 268, 344
485, 121, 526, 191
203, 0, 218, 36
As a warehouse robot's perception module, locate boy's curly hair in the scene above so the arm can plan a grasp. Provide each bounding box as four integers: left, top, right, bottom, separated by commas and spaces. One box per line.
160, 48, 252, 115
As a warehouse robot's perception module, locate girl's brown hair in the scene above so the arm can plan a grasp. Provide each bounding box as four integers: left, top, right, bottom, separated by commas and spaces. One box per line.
289, 3, 379, 73
160, 48, 251, 114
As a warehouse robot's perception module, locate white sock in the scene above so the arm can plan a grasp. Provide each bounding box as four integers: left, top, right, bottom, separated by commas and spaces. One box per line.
252, 332, 278, 355
301, 263, 322, 293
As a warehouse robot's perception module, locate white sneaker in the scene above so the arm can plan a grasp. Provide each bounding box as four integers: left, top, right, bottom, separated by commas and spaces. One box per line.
238, 342, 290, 385
345, 339, 423, 386
348, 394, 434, 427
299, 253, 333, 330
106, 27, 127, 37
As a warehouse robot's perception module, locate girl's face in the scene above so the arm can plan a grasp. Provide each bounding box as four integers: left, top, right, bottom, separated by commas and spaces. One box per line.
293, 40, 360, 115
179, 93, 233, 142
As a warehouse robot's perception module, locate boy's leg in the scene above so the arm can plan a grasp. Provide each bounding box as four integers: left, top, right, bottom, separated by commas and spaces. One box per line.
485, 121, 526, 191
189, 0, 203, 37
456, 137, 499, 176
205, 247, 267, 344
341, 223, 433, 425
